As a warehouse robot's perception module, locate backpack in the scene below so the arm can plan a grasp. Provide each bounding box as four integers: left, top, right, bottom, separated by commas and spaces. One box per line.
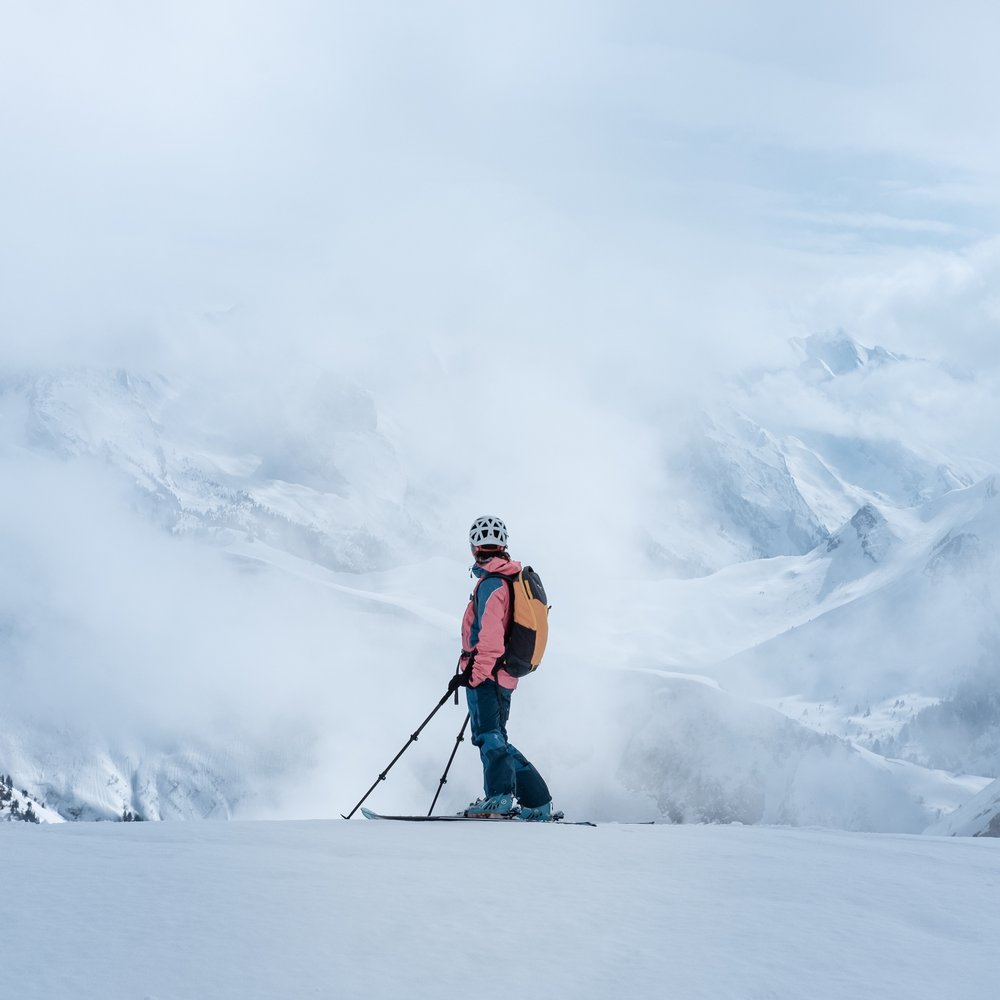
488, 566, 550, 678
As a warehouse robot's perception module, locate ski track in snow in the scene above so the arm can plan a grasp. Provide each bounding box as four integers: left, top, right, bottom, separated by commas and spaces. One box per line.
3, 820, 998, 1000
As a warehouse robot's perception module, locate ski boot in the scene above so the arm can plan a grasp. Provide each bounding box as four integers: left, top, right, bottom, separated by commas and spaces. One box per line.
517, 801, 553, 822
463, 794, 515, 817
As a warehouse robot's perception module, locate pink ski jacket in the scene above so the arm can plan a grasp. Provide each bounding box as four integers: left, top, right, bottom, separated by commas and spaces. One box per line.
460, 555, 522, 690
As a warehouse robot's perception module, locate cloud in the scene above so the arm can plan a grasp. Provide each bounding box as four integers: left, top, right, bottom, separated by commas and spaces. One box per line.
3, 3, 1000, 823
801, 237, 1000, 371
3, 2, 998, 394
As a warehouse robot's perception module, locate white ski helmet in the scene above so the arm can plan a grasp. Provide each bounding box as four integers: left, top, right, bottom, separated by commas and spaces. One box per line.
469, 515, 508, 548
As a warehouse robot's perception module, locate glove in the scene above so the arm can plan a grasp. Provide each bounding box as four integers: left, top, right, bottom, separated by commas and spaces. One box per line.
448, 661, 473, 694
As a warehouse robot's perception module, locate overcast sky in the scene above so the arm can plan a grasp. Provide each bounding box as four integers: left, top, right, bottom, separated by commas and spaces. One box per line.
6, 0, 1000, 575
4, 1, 1000, 566
3, 0, 1000, 385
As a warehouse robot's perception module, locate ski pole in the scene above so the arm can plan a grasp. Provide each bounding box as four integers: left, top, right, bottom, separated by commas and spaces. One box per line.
427, 711, 470, 816
341, 689, 453, 819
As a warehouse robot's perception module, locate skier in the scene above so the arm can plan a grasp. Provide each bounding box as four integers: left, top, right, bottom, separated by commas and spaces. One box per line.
448, 515, 553, 820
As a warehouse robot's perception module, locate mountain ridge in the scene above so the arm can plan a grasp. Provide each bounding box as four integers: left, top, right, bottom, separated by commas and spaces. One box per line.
2, 332, 999, 832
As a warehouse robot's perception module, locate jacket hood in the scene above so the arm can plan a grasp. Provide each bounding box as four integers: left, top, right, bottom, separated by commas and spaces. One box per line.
472, 555, 522, 578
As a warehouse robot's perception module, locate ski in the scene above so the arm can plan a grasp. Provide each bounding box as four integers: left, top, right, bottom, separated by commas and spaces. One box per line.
360, 807, 596, 826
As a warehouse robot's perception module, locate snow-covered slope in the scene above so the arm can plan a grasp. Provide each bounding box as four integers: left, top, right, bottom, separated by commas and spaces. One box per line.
700, 479, 1000, 755
657, 411, 831, 575
0, 770, 61, 823
927, 777, 1000, 837
607, 468, 1000, 829
4, 819, 999, 1000
615, 673, 983, 831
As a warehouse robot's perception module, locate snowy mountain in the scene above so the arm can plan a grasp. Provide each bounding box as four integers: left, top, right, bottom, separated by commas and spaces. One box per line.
626, 464, 1000, 829
926, 776, 1000, 837
656, 410, 831, 575
0, 770, 58, 823
2, 331, 999, 833
791, 330, 906, 381
604, 333, 1000, 831
651, 333, 984, 577
1, 367, 420, 572
0, 366, 440, 821
612, 672, 986, 831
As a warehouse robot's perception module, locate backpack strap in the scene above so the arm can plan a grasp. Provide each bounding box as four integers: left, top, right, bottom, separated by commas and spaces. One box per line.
480, 571, 517, 679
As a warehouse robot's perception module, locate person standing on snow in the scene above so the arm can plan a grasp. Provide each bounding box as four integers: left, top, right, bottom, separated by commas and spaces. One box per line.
447, 515, 553, 820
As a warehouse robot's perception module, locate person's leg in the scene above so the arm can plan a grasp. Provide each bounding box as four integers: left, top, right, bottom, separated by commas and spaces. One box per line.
508, 746, 551, 809
466, 680, 515, 798
494, 686, 551, 810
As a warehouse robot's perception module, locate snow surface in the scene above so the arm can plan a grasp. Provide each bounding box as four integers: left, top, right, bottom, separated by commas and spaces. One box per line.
3, 819, 999, 1000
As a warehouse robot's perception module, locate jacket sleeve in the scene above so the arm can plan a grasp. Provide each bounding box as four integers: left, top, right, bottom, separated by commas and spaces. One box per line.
467, 577, 509, 686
